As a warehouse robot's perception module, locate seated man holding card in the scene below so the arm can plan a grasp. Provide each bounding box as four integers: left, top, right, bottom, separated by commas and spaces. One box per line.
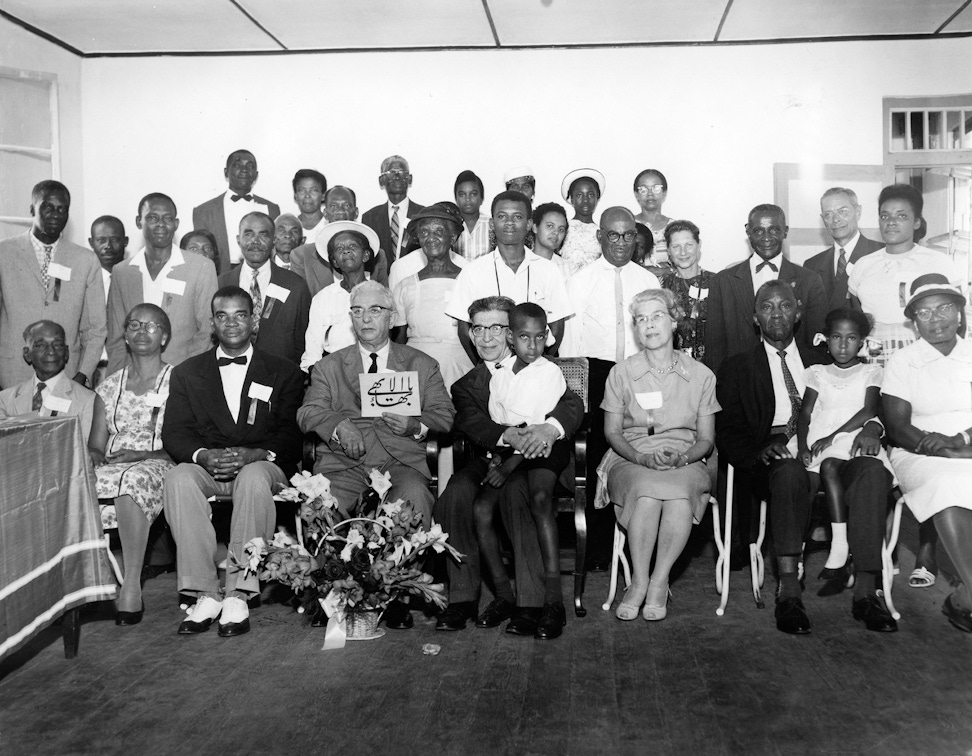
161, 286, 305, 638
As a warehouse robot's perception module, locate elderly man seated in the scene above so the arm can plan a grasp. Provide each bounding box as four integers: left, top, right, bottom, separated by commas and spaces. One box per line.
298, 279, 455, 628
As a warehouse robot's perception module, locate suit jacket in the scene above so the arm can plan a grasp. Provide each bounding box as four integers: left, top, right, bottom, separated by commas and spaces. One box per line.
0, 233, 107, 389
0, 372, 100, 442
161, 347, 305, 476
192, 193, 281, 275
704, 257, 826, 375
452, 362, 585, 457
804, 234, 884, 312
715, 342, 827, 472
361, 199, 425, 268
298, 342, 454, 477
218, 264, 311, 366
106, 250, 218, 373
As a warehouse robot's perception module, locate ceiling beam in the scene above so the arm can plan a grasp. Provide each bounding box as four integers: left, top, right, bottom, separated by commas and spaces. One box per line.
935, 0, 972, 32
481, 0, 501, 47
713, 0, 735, 42
0, 8, 82, 57
227, 0, 287, 50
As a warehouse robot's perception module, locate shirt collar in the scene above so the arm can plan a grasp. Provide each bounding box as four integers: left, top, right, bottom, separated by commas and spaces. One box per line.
763, 338, 800, 361
911, 335, 972, 366
358, 340, 390, 360
130, 246, 184, 271
835, 232, 860, 254
628, 350, 692, 382
749, 253, 782, 275
33, 370, 65, 391
30, 232, 60, 252
215, 344, 254, 364
491, 247, 538, 268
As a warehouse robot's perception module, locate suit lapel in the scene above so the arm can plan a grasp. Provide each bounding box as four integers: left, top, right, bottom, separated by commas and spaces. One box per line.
343, 347, 364, 410
820, 248, 837, 292
730, 261, 755, 314
239, 350, 277, 430
18, 233, 45, 286
194, 352, 239, 437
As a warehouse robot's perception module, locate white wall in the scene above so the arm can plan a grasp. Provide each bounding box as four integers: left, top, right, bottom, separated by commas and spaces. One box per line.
65, 37, 971, 267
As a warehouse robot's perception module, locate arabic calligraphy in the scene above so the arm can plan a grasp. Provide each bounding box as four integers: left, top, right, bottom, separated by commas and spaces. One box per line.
359, 370, 422, 417
367, 375, 414, 407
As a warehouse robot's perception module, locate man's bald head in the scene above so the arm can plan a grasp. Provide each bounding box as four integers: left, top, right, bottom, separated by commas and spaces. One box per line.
599, 206, 636, 229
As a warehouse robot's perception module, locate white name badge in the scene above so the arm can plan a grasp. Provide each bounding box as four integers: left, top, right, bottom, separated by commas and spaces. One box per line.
635, 391, 664, 410
247, 382, 273, 402
145, 391, 167, 408
161, 278, 186, 296
359, 371, 421, 417
47, 262, 72, 281
844, 261, 855, 276
43, 395, 72, 413
264, 283, 290, 303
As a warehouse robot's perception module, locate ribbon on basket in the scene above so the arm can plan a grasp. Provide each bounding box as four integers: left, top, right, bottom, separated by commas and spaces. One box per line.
319, 589, 347, 650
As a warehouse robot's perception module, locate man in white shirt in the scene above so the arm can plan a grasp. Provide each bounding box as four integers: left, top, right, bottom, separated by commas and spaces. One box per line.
561, 207, 660, 569
362, 155, 425, 268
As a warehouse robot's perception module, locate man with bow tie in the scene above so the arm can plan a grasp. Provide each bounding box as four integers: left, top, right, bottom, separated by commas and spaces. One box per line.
161, 286, 304, 638
192, 150, 281, 274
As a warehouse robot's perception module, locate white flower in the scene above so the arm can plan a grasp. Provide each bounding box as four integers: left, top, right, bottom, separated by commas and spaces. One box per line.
242, 537, 267, 572
290, 471, 332, 500
340, 527, 365, 561
271, 529, 297, 548
368, 469, 393, 498
388, 537, 413, 566
380, 499, 404, 518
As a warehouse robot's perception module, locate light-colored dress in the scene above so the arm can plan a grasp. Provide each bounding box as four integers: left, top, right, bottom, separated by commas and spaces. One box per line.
95, 365, 174, 526
595, 352, 720, 524
393, 275, 473, 390
882, 337, 972, 522
802, 362, 892, 474
560, 219, 601, 275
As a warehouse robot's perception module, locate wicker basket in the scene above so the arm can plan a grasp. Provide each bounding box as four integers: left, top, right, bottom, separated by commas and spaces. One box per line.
346, 608, 382, 639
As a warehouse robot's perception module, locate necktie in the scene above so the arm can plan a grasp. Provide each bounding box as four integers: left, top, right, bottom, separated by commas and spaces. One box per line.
777, 350, 801, 439
217, 355, 248, 366
32, 381, 46, 412
390, 205, 400, 259
249, 268, 262, 337
368, 353, 378, 373
836, 247, 847, 281
231, 193, 253, 202
614, 268, 625, 363
41, 245, 53, 289
756, 259, 778, 273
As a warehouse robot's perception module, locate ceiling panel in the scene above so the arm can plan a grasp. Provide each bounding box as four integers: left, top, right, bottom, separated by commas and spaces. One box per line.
490, 0, 726, 45
0, 0, 279, 53
241, 0, 495, 49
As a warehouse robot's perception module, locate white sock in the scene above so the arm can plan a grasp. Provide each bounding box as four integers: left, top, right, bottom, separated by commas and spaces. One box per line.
825, 523, 849, 569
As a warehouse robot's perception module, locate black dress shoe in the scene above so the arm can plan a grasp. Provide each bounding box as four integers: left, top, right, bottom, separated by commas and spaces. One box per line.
817, 562, 853, 597
505, 607, 542, 635
115, 603, 144, 626
775, 595, 811, 635
942, 594, 972, 633
383, 599, 414, 630
534, 601, 567, 640
436, 601, 478, 631
475, 597, 516, 628
852, 595, 898, 632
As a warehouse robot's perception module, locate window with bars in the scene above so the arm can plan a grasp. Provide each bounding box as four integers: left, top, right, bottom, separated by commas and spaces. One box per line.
890, 107, 972, 152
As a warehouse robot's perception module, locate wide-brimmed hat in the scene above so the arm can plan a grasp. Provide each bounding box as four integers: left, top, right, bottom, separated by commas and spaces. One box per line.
903, 272, 966, 318
405, 202, 465, 235
504, 165, 534, 184
561, 168, 606, 201
316, 221, 380, 258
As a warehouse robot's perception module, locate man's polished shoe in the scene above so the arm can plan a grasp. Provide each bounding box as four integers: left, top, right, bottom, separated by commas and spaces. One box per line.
851, 595, 897, 632
217, 596, 251, 637
383, 599, 414, 630
534, 601, 567, 640
942, 594, 972, 633
436, 601, 478, 631
115, 602, 144, 626
505, 607, 542, 636
774, 595, 811, 635
178, 596, 223, 634
475, 597, 516, 628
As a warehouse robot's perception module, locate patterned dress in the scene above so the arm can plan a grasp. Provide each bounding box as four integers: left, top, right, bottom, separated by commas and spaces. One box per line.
660, 270, 714, 362
560, 219, 601, 275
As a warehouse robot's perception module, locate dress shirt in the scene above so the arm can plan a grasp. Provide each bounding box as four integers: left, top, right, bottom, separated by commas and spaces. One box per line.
223, 191, 261, 264
272, 254, 292, 271
32, 370, 65, 414
561, 258, 659, 361
101, 268, 112, 305
832, 232, 860, 276
128, 246, 185, 307
485, 357, 565, 441
388, 250, 466, 293
388, 198, 411, 260
489, 354, 566, 426
217, 344, 253, 423
301, 282, 358, 371
357, 340, 391, 372
242, 260, 272, 308
763, 339, 806, 427
30, 233, 59, 271
457, 213, 492, 261
749, 253, 783, 294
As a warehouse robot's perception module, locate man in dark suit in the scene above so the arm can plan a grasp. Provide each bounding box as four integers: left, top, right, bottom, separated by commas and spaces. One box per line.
361, 155, 425, 269
192, 150, 280, 275
804, 187, 884, 312
162, 286, 304, 638
716, 281, 894, 635
434, 296, 584, 639
217, 212, 310, 367
705, 204, 827, 375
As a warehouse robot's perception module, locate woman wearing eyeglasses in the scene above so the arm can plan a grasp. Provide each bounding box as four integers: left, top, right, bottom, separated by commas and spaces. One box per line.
89, 303, 174, 626
658, 220, 714, 362
633, 169, 672, 264
597, 289, 719, 622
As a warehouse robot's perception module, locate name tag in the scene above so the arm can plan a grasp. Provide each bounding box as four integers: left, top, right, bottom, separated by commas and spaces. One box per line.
248, 382, 273, 402
264, 283, 290, 303
44, 395, 72, 413
635, 391, 664, 410
161, 278, 186, 296
844, 261, 855, 276
47, 262, 72, 281
145, 391, 167, 408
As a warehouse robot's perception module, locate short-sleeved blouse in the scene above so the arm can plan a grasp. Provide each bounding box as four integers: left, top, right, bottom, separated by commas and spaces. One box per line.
560, 219, 601, 275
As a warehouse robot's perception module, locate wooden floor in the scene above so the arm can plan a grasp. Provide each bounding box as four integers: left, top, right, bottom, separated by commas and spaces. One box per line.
2, 540, 971, 756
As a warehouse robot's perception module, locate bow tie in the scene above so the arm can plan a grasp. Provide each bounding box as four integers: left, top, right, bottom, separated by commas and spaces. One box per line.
755, 259, 779, 273
217, 355, 248, 366
230, 193, 253, 202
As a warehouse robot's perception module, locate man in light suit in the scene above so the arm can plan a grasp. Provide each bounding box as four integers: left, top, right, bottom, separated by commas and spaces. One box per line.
107, 193, 218, 373
704, 203, 827, 374
162, 286, 305, 638
0, 320, 105, 465
361, 155, 425, 270
0, 180, 106, 390
804, 187, 884, 312
218, 212, 310, 367
192, 150, 280, 274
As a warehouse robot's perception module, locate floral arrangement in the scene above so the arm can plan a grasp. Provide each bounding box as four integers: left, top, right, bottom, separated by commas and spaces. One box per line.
233, 469, 461, 623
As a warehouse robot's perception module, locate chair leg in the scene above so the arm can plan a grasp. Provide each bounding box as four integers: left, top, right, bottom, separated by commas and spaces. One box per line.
62, 608, 80, 659
882, 496, 904, 621
713, 494, 732, 616
750, 498, 767, 609
602, 525, 628, 611
573, 493, 588, 618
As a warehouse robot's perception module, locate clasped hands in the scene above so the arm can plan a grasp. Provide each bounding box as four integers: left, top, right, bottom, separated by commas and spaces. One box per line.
916, 431, 972, 458
334, 414, 421, 460
502, 423, 559, 459
637, 446, 687, 471
198, 447, 266, 480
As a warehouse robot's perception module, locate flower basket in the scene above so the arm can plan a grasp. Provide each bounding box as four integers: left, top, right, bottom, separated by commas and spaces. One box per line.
345, 608, 383, 640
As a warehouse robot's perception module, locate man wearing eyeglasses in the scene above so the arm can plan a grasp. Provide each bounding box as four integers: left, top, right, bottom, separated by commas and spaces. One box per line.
107, 193, 218, 373
161, 285, 305, 638
805, 188, 884, 312
560, 207, 660, 570
362, 155, 425, 266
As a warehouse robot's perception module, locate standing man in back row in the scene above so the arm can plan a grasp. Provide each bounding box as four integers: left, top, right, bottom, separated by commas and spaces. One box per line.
362, 155, 425, 272
193, 149, 280, 274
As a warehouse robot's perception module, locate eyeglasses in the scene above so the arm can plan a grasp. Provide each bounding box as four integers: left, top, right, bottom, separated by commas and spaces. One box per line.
470, 324, 508, 338
349, 305, 391, 319
126, 320, 164, 334
381, 170, 409, 180
633, 311, 672, 326
913, 302, 957, 321
821, 207, 855, 222
605, 230, 638, 243
635, 185, 665, 196
213, 312, 251, 323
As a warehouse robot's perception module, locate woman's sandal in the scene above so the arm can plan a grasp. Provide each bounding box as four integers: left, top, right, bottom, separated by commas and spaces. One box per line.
909, 566, 936, 588
642, 585, 672, 622
616, 586, 647, 621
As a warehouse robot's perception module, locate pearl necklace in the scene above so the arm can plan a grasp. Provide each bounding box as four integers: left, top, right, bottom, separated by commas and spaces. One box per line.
647, 354, 679, 375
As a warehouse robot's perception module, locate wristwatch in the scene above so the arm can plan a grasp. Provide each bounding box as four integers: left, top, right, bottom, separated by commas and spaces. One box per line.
265, 450, 277, 463
961, 431, 971, 446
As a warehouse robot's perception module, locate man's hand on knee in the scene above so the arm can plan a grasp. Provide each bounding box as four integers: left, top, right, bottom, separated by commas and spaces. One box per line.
199, 448, 244, 480
335, 419, 366, 459
758, 440, 793, 465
